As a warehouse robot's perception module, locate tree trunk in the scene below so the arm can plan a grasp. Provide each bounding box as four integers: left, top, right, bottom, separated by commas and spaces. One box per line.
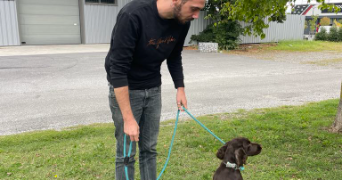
331, 82, 342, 133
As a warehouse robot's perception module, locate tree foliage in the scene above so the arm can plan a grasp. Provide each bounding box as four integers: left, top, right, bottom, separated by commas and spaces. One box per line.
315, 26, 342, 42
190, 21, 242, 50
320, 17, 331, 26
309, 15, 319, 34
192, 0, 339, 49
205, 0, 340, 38
314, 27, 327, 40
339, 27, 342, 41
327, 26, 340, 41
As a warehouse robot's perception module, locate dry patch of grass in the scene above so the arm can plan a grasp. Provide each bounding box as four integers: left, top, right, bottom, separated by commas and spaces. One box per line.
228, 43, 278, 55
183, 45, 198, 50
305, 58, 342, 66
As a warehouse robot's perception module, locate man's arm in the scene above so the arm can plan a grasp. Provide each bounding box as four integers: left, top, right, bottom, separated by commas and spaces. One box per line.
106, 12, 140, 141
167, 23, 191, 110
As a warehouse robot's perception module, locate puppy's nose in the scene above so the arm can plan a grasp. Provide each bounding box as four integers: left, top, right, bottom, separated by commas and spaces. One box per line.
258, 146, 262, 151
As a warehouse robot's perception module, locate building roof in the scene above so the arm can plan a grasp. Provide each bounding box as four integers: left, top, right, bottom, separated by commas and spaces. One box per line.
292, 4, 310, 15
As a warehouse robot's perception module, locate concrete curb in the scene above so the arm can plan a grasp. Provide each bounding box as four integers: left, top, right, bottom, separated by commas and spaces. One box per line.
0, 44, 110, 56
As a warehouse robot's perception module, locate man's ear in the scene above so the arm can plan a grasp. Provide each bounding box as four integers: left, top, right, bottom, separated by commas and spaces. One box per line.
235, 148, 247, 167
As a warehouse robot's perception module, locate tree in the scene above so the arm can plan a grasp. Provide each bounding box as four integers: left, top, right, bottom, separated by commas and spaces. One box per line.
195, 0, 339, 48
309, 15, 319, 35
331, 82, 342, 133
334, 19, 342, 28
320, 17, 331, 26
206, 0, 340, 38
338, 19, 342, 25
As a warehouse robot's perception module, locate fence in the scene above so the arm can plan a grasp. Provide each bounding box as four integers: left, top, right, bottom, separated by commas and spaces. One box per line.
0, 0, 20, 46
186, 14, 305, 45
239, 15, 305, 44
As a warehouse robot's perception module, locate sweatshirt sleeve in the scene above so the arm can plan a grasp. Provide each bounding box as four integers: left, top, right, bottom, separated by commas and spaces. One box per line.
166, 23, 190, 89
106, 12, 139, 88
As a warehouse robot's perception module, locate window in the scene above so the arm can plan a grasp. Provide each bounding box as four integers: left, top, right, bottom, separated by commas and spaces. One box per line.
85, 0, 116, 5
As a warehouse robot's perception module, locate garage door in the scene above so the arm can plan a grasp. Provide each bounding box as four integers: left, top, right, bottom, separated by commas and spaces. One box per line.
17, 0, 81, 45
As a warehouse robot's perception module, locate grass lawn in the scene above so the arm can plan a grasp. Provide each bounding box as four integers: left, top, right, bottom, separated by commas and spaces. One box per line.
1, 99, 341, 180
266, 40, 342, 52
229, 40, 342, 53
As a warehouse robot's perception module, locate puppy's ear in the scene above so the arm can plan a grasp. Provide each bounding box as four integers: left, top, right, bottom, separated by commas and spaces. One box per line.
216, 144, 228, 160
242, 139, 250, 149
235, 148, 247, 167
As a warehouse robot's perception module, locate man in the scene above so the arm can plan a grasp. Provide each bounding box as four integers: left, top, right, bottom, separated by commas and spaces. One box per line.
104, 0, 205, 179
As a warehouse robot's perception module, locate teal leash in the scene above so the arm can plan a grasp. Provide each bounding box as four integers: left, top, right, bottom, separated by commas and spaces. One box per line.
156, 109, 180, 180
182, 107, 225, 145
123, 107, 225, 180
123, 110, 180, 180
123, 134, 133, 180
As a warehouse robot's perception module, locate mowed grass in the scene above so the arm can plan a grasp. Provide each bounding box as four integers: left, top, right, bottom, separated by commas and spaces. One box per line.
267, 40, 342, 52
1, 99, 342, 180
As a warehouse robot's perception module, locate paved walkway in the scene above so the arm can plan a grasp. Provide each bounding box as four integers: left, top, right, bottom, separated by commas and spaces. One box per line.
0, 44, 109, 56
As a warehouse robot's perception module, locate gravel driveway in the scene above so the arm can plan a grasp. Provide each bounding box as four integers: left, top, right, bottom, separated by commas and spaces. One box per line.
0, 49, 341, 135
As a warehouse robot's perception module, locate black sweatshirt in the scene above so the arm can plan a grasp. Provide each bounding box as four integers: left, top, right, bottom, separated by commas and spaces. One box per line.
105, 0, 190, 90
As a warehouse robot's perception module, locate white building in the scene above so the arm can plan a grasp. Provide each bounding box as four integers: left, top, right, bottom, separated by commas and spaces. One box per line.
0, 0, 209, 46
0, 0, 306, 47
291, 2, 342, 34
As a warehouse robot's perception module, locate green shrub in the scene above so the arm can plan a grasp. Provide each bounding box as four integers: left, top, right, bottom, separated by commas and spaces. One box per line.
327, 26, 339, 42
190, 21, 242, 50
338, 28, 342, 41
190, 25, 215, 43
315, 27, 327, 41
212, 21, 242, 50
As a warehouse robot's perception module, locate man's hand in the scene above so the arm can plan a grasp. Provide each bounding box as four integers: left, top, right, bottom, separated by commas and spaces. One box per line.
124, 117, 140, 142
176, 87, 187, 111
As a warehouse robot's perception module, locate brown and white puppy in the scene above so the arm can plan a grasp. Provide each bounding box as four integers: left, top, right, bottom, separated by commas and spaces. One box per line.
213, 137, 262, 180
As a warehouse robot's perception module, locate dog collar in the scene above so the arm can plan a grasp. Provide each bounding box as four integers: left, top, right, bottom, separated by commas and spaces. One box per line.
224, 161, 245, 171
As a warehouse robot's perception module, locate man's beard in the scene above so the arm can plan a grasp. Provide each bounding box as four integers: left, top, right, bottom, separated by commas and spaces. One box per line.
173, 4, 194, 24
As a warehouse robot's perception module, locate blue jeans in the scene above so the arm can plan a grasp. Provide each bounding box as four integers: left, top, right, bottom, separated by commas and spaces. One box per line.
108, 84, 162, 180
